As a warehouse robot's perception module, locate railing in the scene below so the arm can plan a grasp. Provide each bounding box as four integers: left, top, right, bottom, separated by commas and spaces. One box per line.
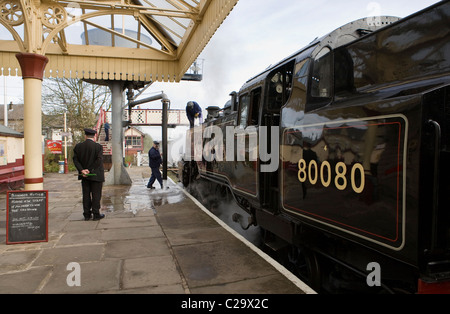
105, 109, 190, 126
94, 108, 107, 142
182, 59, 204, 81
137, 152, 149, 167
0, 159, 24, 192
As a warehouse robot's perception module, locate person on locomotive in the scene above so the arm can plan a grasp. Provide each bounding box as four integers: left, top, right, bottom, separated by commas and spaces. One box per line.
147, 141, 163, 189
186, 101, 202, 128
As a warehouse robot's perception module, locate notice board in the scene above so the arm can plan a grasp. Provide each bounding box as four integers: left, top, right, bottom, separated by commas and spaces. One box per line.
6, 190, 48, 244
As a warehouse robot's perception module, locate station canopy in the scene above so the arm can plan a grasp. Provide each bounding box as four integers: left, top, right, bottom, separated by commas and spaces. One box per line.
0, 0, 238, 82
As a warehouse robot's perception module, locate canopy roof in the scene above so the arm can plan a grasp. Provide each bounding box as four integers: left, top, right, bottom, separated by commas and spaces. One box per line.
0, 0, 238, 82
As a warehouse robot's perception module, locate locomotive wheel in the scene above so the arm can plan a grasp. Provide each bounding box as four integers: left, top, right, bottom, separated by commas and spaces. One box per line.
290, 247, 321, 292
219, 185, 232, 203
182, 162, 191, 187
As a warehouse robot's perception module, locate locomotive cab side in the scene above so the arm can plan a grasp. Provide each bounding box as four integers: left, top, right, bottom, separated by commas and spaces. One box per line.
279, 2, 450, 293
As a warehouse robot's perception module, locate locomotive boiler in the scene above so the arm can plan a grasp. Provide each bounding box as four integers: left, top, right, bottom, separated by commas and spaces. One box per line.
180, 1, 450, 293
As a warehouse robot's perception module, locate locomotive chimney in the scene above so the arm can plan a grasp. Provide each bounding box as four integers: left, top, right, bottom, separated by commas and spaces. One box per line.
229, 91, 237, 112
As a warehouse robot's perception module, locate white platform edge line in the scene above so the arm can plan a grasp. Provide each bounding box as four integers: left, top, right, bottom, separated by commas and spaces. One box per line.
169, 179, 317, 295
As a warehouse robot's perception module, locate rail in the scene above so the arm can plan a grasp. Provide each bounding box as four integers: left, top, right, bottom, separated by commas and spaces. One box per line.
0, 159, 25, 192
105, 109, 190, 126
94, 108, 107, 142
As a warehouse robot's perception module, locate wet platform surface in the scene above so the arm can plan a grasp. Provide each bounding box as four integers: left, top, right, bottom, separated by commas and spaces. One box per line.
0, 167, 314, 294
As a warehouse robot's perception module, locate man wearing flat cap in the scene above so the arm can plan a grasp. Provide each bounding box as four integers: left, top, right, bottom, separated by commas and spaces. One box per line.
73, 128, 105, 221
147, 140, 163, 189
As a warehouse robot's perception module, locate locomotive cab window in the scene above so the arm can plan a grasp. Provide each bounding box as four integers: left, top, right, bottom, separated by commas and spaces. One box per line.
238, 94, 251, 128
238, 88, 262, 128
310, 47, 332, 101
250, 88, 261, 126
267, 61, 294, 111
334, 47, 356, 97
294, 58, 311, 107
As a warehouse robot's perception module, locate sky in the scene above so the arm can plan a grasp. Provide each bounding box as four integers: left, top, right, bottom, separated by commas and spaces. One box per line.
0, 0, 442, 111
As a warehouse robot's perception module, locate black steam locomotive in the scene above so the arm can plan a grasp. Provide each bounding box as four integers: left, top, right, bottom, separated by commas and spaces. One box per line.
180, 1, 450, 293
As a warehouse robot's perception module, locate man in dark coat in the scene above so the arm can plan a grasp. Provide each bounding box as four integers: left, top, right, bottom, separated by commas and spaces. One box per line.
186, 101, 202, 128
147, 141, 163, 189
73, 128, 105, 221
104, 121, 110, 141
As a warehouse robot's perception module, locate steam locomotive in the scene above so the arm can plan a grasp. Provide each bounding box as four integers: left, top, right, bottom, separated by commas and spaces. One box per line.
180, 1, 450, 293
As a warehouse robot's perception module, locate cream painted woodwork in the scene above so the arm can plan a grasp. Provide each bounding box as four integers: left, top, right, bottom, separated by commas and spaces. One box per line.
0, 0, 238, 82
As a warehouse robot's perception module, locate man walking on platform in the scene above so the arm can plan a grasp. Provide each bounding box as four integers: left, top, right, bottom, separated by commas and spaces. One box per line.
147, 141, 163, 189
73, 128, 105, 221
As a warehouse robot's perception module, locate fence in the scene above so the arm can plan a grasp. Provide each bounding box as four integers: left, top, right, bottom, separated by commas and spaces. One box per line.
106, 109, 190, 126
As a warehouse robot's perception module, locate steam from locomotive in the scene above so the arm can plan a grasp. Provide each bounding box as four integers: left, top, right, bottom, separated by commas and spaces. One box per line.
184, 125, 279, 172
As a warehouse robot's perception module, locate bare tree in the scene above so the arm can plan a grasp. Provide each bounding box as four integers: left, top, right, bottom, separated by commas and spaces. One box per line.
42, 78, 111, 142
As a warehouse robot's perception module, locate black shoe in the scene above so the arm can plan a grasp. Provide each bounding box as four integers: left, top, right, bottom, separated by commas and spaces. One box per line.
84, 217, 91, 221
93, 214, 105, 221
147, 186, 155, 189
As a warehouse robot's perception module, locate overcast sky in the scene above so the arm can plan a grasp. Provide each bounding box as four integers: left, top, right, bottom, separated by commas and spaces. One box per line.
1, 0, 442, 111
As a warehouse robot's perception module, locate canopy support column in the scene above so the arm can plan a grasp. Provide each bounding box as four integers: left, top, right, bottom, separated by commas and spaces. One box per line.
105, 81, 132, 186
16, 53, 48, 191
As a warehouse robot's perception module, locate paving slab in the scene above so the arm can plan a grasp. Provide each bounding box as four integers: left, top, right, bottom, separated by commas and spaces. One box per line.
0, 266, 52, 294
190, 274, 304, 294
39, 260, 121, 294
56, 229, 103, 246
104, 238, 171, 259
172, 239, 275, 288
96, 216, 158, 229
162, 226, 228, 246
33, 244, 105, 266
122, 256, 183, 289
101, 226, 164, 241
0, 250, 40, 274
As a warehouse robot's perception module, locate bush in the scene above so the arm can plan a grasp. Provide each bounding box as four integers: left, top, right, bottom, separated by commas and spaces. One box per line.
44, 146, 77, 173
44, 149, 62, 173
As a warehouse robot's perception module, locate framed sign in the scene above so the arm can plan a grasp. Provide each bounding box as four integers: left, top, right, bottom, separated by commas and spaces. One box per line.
46, 140, 62, 154
6, 190, 48, 245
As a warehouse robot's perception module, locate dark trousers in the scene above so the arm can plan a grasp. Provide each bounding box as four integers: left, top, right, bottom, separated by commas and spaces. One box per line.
147, 167, 163, 188
81, 179, 103, 218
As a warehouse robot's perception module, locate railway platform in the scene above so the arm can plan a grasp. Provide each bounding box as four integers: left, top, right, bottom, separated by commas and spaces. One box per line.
0, 167, 314, 295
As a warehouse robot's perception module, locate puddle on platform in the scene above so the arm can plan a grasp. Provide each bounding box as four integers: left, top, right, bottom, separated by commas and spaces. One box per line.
101, 179, 186, 216
101, 185, 131, 213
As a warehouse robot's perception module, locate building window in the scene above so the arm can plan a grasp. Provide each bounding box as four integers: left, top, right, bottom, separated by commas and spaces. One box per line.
125, 136, 141, 147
